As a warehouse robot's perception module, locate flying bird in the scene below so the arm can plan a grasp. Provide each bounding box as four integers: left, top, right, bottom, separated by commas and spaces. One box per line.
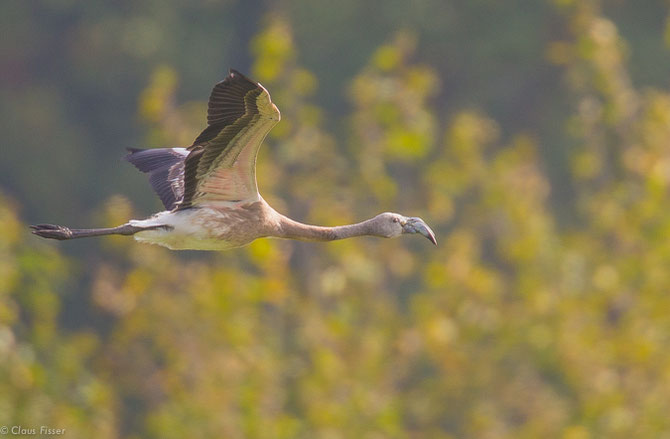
31, 70, 436, 250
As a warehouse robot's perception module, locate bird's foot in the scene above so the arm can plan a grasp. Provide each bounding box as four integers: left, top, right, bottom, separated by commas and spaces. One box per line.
30, 224, 74, 240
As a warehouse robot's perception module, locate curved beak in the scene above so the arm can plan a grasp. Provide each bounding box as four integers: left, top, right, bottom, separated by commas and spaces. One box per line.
402, 217, 437, 246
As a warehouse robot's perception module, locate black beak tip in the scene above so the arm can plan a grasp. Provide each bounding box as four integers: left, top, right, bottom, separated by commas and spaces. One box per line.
424, 230, 437, 246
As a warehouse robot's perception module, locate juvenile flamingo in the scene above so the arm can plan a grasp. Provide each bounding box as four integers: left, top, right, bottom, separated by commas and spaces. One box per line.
31, 70, 436, 250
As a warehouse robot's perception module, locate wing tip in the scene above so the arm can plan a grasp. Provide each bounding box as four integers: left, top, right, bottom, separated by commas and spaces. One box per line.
227, 68, 260, 87
124, 147, 143, 156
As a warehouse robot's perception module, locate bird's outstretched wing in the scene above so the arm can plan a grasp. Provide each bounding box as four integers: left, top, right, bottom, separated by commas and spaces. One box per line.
125, 147, 188, 210
177, 69, 280, 209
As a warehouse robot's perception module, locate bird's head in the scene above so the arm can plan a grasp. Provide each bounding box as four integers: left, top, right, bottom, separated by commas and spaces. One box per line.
374, 212, 437, 245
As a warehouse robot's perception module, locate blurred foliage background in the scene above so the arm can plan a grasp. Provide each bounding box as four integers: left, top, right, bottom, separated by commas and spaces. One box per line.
3, 0, 670, 437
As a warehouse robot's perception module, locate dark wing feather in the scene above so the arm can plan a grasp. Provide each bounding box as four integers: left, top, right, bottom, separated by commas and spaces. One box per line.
125, 148, 186, 210
192, 70, 257, 145
177, 69, 280, 209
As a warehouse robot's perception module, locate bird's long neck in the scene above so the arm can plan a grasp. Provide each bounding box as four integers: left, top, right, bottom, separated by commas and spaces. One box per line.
275, 215, 376, 242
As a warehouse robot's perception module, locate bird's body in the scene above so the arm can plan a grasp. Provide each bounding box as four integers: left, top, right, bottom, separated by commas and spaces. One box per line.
31, 70, 436, 249
130, 198, 278, 250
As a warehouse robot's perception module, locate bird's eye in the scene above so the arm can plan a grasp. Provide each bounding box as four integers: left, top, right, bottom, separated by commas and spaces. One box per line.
392, 217, 399, 223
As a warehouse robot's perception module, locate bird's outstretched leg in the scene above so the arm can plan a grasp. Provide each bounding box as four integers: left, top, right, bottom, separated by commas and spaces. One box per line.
30, 223, 168, 240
